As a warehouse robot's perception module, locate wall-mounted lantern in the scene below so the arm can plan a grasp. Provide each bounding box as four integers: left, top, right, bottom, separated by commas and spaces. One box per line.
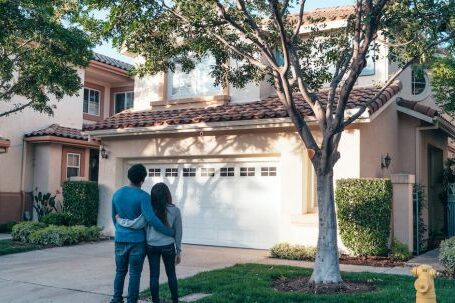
381, 153, 392, 169
100, 146, 109, 159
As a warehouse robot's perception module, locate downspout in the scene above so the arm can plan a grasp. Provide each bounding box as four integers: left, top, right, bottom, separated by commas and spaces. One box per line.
19, 139, 27, 219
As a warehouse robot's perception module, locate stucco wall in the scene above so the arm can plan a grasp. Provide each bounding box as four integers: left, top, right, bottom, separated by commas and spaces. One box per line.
0, 69, 85, 194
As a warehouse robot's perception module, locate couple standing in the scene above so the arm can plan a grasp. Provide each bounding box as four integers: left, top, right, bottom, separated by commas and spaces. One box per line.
111, 164, 183, 303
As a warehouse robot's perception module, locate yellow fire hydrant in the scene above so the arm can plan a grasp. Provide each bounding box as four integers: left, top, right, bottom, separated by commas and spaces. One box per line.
411, 265, 437, 303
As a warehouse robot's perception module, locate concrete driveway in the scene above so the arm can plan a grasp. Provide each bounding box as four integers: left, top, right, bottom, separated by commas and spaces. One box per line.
0, 241, 268, 303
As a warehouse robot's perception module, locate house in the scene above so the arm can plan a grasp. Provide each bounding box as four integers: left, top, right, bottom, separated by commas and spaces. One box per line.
0, 53, 134, 223
83, 7, 455, 251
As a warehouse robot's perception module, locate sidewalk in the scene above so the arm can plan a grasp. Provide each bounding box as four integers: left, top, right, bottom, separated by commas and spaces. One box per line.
406, 249, 443, 271
0, 233, 12, 240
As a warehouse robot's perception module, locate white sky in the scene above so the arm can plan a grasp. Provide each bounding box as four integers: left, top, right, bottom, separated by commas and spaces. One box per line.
93, 0, 353, 63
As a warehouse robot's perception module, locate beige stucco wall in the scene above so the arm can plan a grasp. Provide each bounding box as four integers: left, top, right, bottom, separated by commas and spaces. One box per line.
97, 127, 361, 250
0, 69, 85, 195
33, 144, 63, 196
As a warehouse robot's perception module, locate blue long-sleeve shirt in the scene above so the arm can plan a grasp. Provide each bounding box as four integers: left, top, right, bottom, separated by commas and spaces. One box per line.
111, 186, 174, 243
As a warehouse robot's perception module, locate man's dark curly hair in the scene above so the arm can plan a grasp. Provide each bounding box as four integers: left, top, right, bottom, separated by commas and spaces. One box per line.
128, 164, 147, 186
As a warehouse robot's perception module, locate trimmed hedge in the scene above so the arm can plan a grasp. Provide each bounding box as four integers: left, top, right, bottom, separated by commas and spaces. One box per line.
270, 243, 317, 261
29, 225, 102, 246
439, 237, 455, 277
390, 239, 412, 261
41, 212, 74, 226
11, 222, 46, 242
336, 178, 392, 256
63, 181, 99, 226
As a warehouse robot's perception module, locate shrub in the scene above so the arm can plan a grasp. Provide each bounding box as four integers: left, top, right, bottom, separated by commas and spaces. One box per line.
390, 239, 412, 261
439, 237, 455, 277
270, 243, 317, 261
11, 222, 46, 242
41, 212, 74, 226
336, 178, 392, 256
63, 181, 99, 226
29, 225, 74, 246
28, 225, 102, 246
33, 191, 61, 221
0, 221, 18, 233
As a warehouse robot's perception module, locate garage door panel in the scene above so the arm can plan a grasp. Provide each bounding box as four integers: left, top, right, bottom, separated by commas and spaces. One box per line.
142, 160, 281, 249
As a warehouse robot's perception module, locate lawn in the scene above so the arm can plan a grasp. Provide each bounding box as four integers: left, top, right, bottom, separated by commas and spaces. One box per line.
0, 239, 41, 256
142, 263, 454, 303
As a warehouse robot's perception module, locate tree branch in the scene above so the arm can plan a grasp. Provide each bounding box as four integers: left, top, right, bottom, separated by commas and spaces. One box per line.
0, 101, 34, 118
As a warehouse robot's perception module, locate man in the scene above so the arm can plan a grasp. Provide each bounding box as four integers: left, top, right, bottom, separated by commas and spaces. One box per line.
111, 164, 174, 303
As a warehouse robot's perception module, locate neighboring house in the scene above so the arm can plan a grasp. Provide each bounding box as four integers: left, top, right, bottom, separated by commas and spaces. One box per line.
0, 53, 134, 224
84, 6, 455, 251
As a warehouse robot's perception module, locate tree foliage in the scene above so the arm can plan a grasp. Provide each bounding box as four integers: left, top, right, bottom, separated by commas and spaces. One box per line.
0, 0, 93, 118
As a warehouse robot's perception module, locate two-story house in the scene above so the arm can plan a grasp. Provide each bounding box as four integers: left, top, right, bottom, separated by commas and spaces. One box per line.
0, 53, 134, 224
83, 6, 455, 251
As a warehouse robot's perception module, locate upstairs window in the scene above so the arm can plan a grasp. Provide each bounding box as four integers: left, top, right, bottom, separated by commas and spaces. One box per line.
83, 88, 100, 116
360, 50, 375, 76
412, 67, 427, 95
168, 55, 221, 100
115, 92, 134, 113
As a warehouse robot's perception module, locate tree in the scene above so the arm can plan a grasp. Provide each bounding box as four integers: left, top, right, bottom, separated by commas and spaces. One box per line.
83, 0, 455, 284
0, 0, 93, 118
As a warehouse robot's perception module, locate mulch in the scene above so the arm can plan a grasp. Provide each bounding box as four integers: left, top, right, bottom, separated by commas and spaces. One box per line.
339, 255, 406, 267
272, 276, 376, 295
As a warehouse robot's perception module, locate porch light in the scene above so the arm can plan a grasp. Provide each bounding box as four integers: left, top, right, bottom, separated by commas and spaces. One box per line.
100, 146, 109, 159
381, 153, 392, 169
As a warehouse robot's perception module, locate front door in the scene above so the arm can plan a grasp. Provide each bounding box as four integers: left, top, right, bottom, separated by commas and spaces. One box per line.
89, 149, 99, 182
427, 145, 445, 248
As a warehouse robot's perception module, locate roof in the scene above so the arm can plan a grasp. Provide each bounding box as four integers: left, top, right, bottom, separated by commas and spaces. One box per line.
92, 52, 134, 71
25, 124, 88, 141
396, 98, 439, 117
290, 6, 355, 25
83, 82, 402, 132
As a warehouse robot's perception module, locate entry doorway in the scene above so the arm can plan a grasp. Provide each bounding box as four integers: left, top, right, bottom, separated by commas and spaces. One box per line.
89, 149, 99, 182
427, 145, 445, 248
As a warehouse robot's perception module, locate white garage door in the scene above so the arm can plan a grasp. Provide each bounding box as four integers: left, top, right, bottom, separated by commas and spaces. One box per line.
141, 159, 281, 249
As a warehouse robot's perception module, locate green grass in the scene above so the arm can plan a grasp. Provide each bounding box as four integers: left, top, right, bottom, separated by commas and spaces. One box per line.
142, 263, 455, 303
0, 240, 41, 256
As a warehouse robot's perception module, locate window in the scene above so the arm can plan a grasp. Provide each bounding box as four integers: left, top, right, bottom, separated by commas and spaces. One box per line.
360, 50, 375, 76
183, 168, 196, 177
220, 167, 235, 177
412, 67, 427, 95
83, 88, 100, 116
148, 168, 161, 177
240, 167, 255, 177
114, 91, 134, 113
165, 168, 178, 177
168, 55, 221, 99
201, 167, 215, 177
261, 167, 277, 176
67, 153, 80, 179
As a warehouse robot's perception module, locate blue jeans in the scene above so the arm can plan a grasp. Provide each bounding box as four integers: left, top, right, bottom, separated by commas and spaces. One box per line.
112, 242, 146, 303
147, 244, 178, 303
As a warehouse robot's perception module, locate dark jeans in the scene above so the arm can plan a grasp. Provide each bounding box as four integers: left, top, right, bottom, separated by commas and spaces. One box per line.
112, 242, 146, 303
147, 243, 178, 303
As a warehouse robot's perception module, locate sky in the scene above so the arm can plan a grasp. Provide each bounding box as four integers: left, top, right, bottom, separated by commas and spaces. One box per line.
93, 0, 353, 64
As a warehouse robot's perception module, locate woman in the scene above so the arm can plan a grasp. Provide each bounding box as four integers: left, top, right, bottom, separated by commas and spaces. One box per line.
116, 182, 182, 303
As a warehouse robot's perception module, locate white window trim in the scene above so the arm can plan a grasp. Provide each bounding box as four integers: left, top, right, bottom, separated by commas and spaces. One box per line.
83, 87, 101, 116
66, 153, 81, 179
114, 91, 134, 114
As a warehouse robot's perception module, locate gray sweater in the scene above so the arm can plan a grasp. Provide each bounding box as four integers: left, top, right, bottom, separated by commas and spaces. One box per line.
116, 205, 182, 255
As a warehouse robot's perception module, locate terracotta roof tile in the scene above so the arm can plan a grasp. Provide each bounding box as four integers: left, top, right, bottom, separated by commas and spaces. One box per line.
84, 82, 402, 132
92, 52, 133, 71
289, 6, 355, 25
396, 98, 439, 117
25, 124, 88, 141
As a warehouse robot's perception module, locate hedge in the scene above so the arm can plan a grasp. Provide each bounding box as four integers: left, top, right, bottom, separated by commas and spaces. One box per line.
336, 178, 392, 256
41, 212, 74, 226
439, 237, 455, 277
270, 243, 317, 261
11, 222, 46, 242
63, 181, 99, 226
29, 225, 102, 246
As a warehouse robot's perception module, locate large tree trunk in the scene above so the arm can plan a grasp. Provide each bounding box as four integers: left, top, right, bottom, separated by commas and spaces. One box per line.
309, 170, 343, 284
